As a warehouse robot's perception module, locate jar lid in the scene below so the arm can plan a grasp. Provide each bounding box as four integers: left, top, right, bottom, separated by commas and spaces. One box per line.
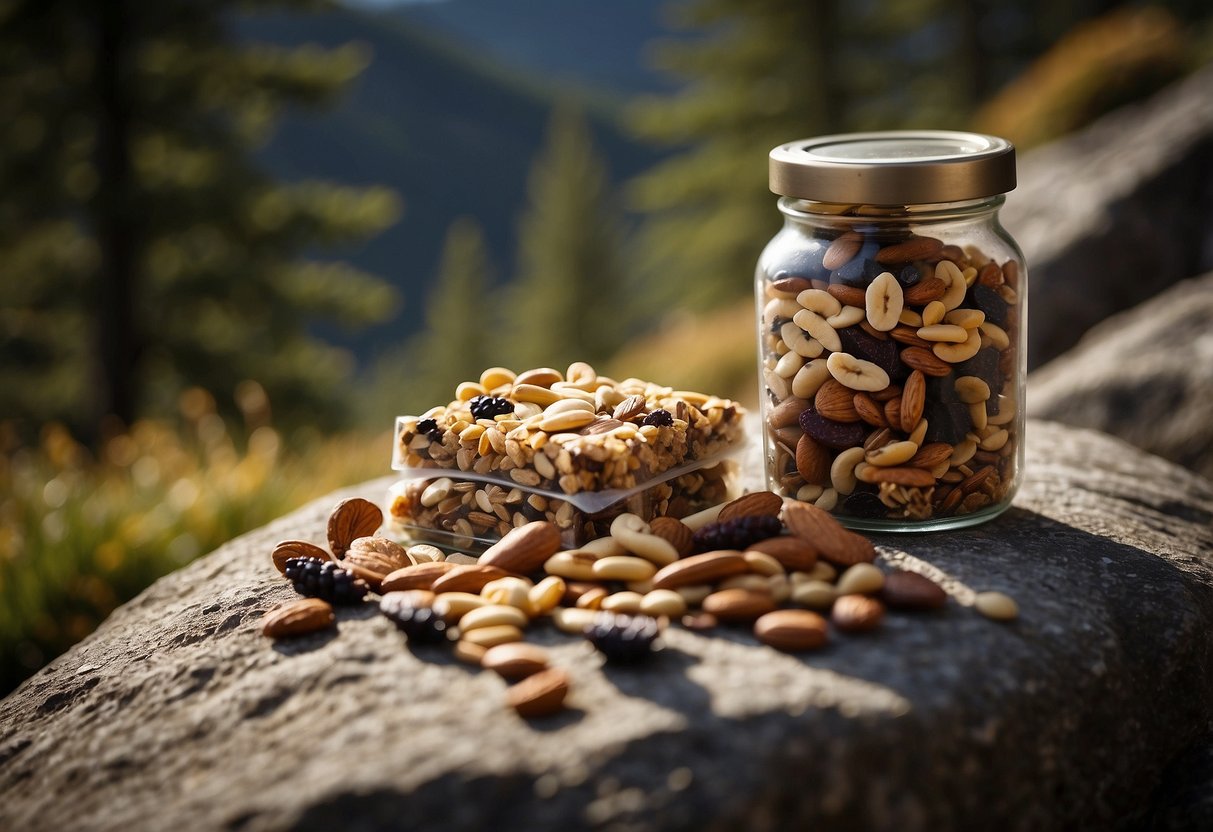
769, 130, 1015, 205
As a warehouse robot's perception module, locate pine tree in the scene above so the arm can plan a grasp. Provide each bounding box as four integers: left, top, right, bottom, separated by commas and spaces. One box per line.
0, 0, 400, 440
380, 217, 495, 415
626, 0, 1004, 314
502, 106, 629, 370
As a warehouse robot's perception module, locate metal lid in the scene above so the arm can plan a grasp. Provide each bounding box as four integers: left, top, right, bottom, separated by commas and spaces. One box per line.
769, 130, 1015, 205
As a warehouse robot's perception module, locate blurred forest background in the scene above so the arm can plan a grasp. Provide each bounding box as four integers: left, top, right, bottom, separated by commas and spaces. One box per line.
2, 0, 1211, 693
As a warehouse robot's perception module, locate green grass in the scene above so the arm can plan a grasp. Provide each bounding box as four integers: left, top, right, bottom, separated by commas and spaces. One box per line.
0, 389, 388, 695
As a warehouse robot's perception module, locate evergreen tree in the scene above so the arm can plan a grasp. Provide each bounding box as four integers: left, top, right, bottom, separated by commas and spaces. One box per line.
385, 217, 495, 413
626, 0, 1002, 313
0, 0, 400, 440
502, 107, 629, 370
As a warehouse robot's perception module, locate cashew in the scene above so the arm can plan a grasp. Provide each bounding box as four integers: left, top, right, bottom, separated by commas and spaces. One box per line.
865, 271, 903, 332
792, 308, 843, 353
826, 352, 890, 392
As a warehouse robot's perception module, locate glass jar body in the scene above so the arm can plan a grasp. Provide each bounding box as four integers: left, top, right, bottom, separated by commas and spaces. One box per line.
755, 197, 1026, 531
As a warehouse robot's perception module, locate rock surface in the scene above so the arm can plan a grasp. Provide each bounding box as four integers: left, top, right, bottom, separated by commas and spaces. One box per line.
2, 420, 1213, 832
1002, 61, 1213, 369
1028, 271, 1213, 480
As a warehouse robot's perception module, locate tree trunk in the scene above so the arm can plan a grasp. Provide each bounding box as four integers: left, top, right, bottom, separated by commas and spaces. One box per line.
90, 0, 139, 438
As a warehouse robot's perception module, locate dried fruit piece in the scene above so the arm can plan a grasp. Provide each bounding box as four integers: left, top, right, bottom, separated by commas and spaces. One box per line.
284, 557, 368, 605
380, 592, 449, 644
799, 409, 868, 450
469, 395, 515, 421
584, 613, 660, 663
693, 515, 783, 554
271, 540, 330, 576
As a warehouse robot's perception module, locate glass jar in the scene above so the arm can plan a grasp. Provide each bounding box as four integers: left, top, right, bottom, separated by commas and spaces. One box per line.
758, 131, 1025, 531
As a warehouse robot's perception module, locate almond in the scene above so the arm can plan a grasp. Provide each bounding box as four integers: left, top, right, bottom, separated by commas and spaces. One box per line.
852, 392, 888, 428
831, 594, 885, 632
881, 571, 947, 610
899, 346, 953, 377
903, 276, 947, 306
768, 396, 809, 429
875, 235, 943, 264
795, 434, 831, 485
649, 517, 695, 557
959, 465, 996, 495
822, 230, 863, 270
341, 537, 412, 588
771, 275, 815, 294
814, 379, 861, 422
782, 502, 876, 566
702, 588, 776, 622
380, 561, 458, 592
754, 609, 829, 652
826, 283, 867, 308
482, 642, 549, 680
430, 564, 512, 595
478, 521, 563, 575
327, 497, 383, 559
506, 667, 570, 718
889, 326, 932, 348
611, 394, 646, 421
907, 442, 953, 468
900, 370, 926, 432
745, 536, 818, 572
717, 491, 784, 523
651, 551, 749, 589
261, 598, 334, 639
883, 397, 901, 428
271, 540, 330, 575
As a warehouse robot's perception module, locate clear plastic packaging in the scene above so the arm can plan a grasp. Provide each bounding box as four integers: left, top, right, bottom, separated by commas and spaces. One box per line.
387, 363, 747, 551
385, 456, 740, 552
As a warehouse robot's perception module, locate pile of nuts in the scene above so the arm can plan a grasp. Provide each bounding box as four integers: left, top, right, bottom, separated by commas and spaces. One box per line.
761, 235, 1020, 521
389, 363, 745, 549
261, 491, 1020, 719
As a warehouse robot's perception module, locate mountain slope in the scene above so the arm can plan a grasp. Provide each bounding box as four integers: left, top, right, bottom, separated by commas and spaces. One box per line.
236, 6, 660, 360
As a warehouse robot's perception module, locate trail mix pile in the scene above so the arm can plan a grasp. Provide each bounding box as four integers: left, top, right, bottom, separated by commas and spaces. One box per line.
261, 493, 1019, 719
760, 236, 1020, 522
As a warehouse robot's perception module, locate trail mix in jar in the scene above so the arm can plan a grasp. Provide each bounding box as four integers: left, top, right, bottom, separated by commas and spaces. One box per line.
762, 131, 1025, 530
760, 231, 1021, 524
